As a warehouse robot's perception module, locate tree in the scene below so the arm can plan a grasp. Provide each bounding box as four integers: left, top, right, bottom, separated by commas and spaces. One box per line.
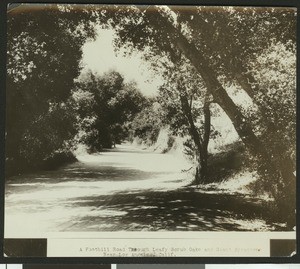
74, 70, 147, 151
156, 58, 213, 184
173, 6, 296, 218
113, 6, 270, 177
150, 7, 296, 223
6, 4, 98, 174
107, 5, 296, 224
173, 6, 296, 181
129, 99, 163, 146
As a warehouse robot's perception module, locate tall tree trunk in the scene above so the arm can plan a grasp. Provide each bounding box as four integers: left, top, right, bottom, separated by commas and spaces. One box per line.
139, 8, 295, 225
178, 85, 210, 184
203, 92, 211, 156
147, 10, 295, 194
196, 92, 211, 184
179, 92, 202, 153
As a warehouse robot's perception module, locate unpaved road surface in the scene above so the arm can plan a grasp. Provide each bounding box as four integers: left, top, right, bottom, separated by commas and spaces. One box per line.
5, 144, 278, 236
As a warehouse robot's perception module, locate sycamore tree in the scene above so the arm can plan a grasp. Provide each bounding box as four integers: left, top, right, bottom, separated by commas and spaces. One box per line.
104, 5, 296, 224
174, 6, 296, 184
175, 6, 296, 218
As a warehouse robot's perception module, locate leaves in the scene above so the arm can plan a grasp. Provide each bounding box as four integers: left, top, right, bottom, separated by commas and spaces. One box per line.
6, 4, 98, 169
74, 70, 147, 150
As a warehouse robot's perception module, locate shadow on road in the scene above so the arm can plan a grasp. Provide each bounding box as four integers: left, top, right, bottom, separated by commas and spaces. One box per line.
64, 188, 283, 232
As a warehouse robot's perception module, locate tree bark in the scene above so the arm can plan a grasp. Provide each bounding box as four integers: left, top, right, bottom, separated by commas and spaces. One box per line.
147, 10, 295, 191
203, 92, 211, 155
179, 91, 202, 154
178, 85, 210, 184
168, 20, 266, 158
175, 6, 295, 173
140, 8, 295, 226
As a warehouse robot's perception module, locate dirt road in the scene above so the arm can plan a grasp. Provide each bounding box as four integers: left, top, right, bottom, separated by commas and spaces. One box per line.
5, 144, 277, 236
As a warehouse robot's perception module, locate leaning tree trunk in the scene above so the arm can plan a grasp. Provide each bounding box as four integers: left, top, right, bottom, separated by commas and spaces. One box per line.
148, 10, 295, 192
138, 8, 295, 226
188, 27, 296, 182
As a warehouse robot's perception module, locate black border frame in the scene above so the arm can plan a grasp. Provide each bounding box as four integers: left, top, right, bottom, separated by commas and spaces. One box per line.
0, 0, 299, 265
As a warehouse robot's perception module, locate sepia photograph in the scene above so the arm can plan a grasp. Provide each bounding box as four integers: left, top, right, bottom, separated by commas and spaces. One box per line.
4, 3, 296, 257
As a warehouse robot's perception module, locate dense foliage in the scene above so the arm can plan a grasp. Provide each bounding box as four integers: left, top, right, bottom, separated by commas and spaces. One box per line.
73, 71, 147, 151
109, 5, 296, 224
6, 4, 296, 227
128, 99, 163, 146
6, 4, 98, 174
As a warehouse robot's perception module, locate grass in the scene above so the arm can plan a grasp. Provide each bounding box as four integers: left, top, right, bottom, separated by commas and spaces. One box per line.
206, 141, 246, 184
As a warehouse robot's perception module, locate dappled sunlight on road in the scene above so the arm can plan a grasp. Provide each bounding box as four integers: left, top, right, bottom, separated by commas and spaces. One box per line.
5, 144, 191, 235
5, 144, 281, 236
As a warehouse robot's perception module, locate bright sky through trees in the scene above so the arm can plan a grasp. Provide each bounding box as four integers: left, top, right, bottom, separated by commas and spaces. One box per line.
81, 27, 164, 96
